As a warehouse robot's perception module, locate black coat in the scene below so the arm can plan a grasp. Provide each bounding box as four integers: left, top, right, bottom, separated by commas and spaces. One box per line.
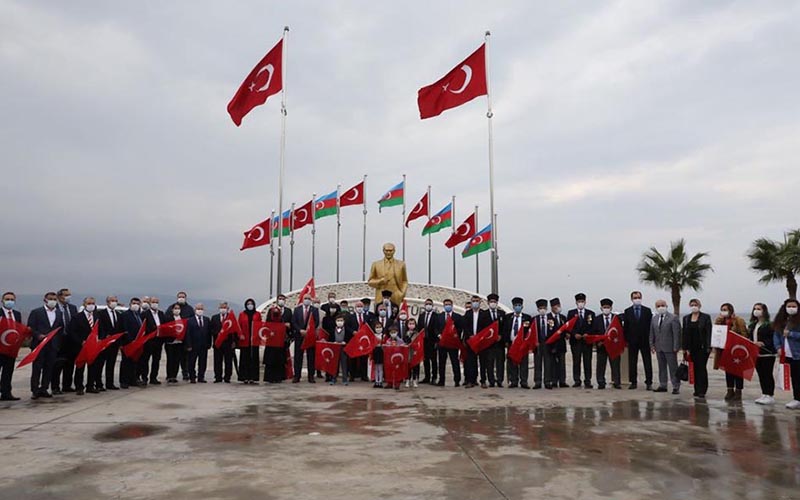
210, 313, 236, 348
97, 308, 125, 340
185, 315, 212, 351
65, 310, 97, 358
417, 310, 442, 343
682, 313, 712, 352
623, 305, 653, 347
27, 306, 64, 348
501, 312, 532, 344
462, 309, 491, 342
547, 312, 568, 354
566, 308, 596, 343
291, 305, 320, 338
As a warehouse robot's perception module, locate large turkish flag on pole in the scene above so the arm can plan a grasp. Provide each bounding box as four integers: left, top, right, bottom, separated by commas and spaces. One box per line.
227, 38, 283, 126
444, 213, 476, 249
418, 44, 487, 119
241, 218, 271, 251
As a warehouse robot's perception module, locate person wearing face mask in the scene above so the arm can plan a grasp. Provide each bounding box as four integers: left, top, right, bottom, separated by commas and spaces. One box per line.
548, 298, 570, 388
140, 296, 166, 385
164, 303, 186, 384
320, 292, 341, 335
119, 298, 145, 389
371, 323, 386, 388
531, 299, 552, 390
265, 295, 293, 383
238, 298, 262, 384
383, 325, 406, 390
483, 293, 506, 388
375, 303, 393, 331
623, 291, 654, 391
26, 292, 65, 399
649, 299, 682, 394
377, 290, 399, 322
567, 293, 595, 389
714, 303, 748, 401
51, 288, 79, 395
463, 295, 490, 389
68, 297, 99, 395
593, 298, 622, 390
403, 318, 422, 388
0, 292, 22, 401
97, 295, 124, 390
417, 298, 440, 385
437, 298, 463, 387
681, 298, 712, 399
329, 313, 354, 385
185, 304, 211, 383
210, 301, 236, 384
292, 296, 320, 383
504, 297, 532, 389
750, 303, 775, 405
774, 299, 800, 409
347, 300, 374, 382
168, 291, 193, 381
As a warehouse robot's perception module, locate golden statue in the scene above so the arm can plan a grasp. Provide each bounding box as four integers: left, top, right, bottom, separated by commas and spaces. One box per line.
367, 242, 409, 306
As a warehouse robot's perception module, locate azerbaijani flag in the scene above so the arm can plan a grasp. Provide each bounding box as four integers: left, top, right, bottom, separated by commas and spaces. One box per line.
314, 190, 338, 219
272, 210, 291, 237
422, 203, 452, 236
378, 180, 404, 212
462, 223, 492, 258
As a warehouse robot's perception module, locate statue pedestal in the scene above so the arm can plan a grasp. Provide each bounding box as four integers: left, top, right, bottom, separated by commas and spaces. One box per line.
620, 348, 630, 385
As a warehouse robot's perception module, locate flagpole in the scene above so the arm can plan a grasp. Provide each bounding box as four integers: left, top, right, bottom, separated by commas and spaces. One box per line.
311, 192, 316, 281
269, 209, 275, 298
475, 205, 479, 293
427, 185, 432, 285
276, 26, 289, 295
401, 173, 406, 261
362, 174, 368, 281
336, 183, 341, 283
485, 30, 498, 295
451, 196, 456, 288
289, 202, 295, 291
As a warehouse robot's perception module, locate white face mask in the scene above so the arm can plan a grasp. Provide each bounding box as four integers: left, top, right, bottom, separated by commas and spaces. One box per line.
196, 310, 204, 316
538, 309, 547, 316
336, 320, 344, 327
656, 306, 668, 314
109, 301, 118, 310
719, 310, 730, 318
375, 330, 383, 337
425, 304, 433, 312
328, 298, 336, 304
46, 299, 57, 309
63, 295, 72, 303
471, 301, 480, 309
173, 309, 181, 316
246, 304, 255, 311
390, 333, 397, 339
752, 309, 763, 318
690, 305, 700, 314
602, 308, 612, 315
355, 307, 363, 314
85, 304, 96, 312
632, 299, 642, 306
379, 310, 387, 317
151, 303, 159, 311
488, 302, 497, 310
787, 307, 798, 316
130, 304, 141, 312
219, 308, 228, 315
177, 298, 186, 305
141, 302, 151, 310
303, 299, 311, 307
277, 299, 286, 307
399, 313, 407, 320
576, 302, 585, 310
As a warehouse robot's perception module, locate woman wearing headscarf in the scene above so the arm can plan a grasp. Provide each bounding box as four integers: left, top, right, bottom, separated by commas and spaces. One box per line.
237, 298, 261, 384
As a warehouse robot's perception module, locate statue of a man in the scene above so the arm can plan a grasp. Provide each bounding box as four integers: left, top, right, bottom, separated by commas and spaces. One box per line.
367, 242, 409, 306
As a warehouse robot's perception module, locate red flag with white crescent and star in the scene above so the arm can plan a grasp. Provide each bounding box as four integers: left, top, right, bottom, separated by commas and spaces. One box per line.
409, 330, 425, 367
214, 312, 242, 349
251, 321, 286, 348
300, 313, 317, 351
467, 320, 500, 354
718, 331, 759, 381
418, 43, 487, 119
292, 200, 314, 231
344, 322, 376, 358
297, 277, 317, 305
314, 340, 342, 377
17, 327, 61, 368
438, 315, 463, 351
240, 218, 271, 251
227, 38, 283, 126
405, 192, 429, 227
0, 317, 31, 358
445, 213, 476, 248
546, 316, 577, 345
602, 315, 627, 360
339, 181, 365, 207
383, 344, 410, 383
157, 318, 188, 341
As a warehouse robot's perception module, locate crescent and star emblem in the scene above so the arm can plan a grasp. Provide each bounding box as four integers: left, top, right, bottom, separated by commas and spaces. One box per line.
457, 222, 472, 237
345, 188, 359, 201
443, 64, 473, 94
0, 328, 19, 347
250, 226, 265, 242
322, 347, 334, 361
390, 353, 405, 367
358, 336, 371, 351
249, 63, 275, 93
730, 344, 750, 364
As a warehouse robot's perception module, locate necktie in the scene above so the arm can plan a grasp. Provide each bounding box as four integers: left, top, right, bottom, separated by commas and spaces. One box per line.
513, 316, 519, 335
635, 307, 640, 321
88, 312, 94, 328
303, 307, 309, 323
659, 314, 664, 328
605, 316, 609, 330
6, 310, 12, 321
110, 310, 116, 328
198, 316, 203, 327
358, 314, 363, 326
541, 316, 546, 337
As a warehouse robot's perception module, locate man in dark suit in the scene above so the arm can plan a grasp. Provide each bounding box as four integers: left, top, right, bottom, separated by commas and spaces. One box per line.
346, 299, 374, 382
185, 303, 211, 383
567, 293, 595, 389
167, 291, 193, 380
292, 297, 320, 383
437, 298, 461, 387
1, 291, 23, 400
417, 298, 439, 385
274, 294, 293, 382
210, 302, 235, 383
463, 295, 491, 388
26, 292, 64, 399
548, 298, 569, 388
69, 297, 98, 395
52, 288, 79, 394
97, 295, 124, 390
531, 299, 552, 389
623, 290, 654, 390
376, 290, 399, 323
320, 292, 342, 335
594, 298, 622, 389
503, 297, 532, 389
141, 296, 167, 385
484, 293, 506, 388
120, 297, 144, 388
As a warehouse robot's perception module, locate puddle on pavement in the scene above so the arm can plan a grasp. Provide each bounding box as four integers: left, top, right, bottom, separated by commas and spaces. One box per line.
93, 423, 169, 442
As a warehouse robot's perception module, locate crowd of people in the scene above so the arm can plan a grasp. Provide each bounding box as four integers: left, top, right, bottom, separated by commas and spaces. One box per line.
0, 288, 798, 410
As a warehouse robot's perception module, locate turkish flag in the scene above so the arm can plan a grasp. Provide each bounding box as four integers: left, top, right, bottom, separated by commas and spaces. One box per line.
251, 321, 286, 348
507, 323, 529, 365
602, 316, 627, 360
122, 323, 155, 362
292, 200, 314, 231
77, 324, 124, 368
467, 320, 500, 354
383, 345, 410, 383
214, 313, 242, 349
409, 330, 425, 367
0, 317, 31, 358
340, 181, 364, 207
227, 38, 283, 126
545, 316, 577, 345
300, 314, 317, 351
240, 218, 271, 251
314, 340, 342, 377
297, 277, 316, 305
445, 213, 476, 248
344, 323, 376, 358
405, 192, 428, 227
718, 332, 759, 381
418, 43, 487, 119
438, 315, 463, 350
157, 318, 188, 341
17, 327, 61, 368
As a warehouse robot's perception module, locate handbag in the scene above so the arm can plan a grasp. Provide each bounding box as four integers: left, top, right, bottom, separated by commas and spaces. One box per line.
676, 362, 689, 382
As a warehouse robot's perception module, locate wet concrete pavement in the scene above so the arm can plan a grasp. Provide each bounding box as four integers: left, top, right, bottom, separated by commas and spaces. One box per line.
1, 363, 799, 500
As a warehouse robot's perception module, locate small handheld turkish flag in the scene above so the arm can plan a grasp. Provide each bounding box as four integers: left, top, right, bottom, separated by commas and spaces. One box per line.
418, 43, 487, 119
75, 321, 101, 368
315, 340, 342, 377
718, 332, 759, 381
409, 330, 425, 367
122, 323, 155, 362
467, 321, 500, 354
17, 327, 61, 368
438, 316, 463, 350
602, 316, 627, 360
546, 316, 577, 345
300, 314, 317, 351
251, 321, 286, 348
297, 278, 316, 305
344, 323, 376, 358
157, 318, 188, 341
507, 323, 528, 365
383, 345, 410, 384
214, 313, 242, 349
0, 317, 31, 358
227, 38, 283, 126
340, 181, 364, 207
241, 218, 271, 251
405, 192, 429, 227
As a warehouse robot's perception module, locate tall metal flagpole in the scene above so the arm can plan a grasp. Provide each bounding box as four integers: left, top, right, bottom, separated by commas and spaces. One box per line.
289, 202, 295, 291
474, 205, 480, 293
269, 209, 275, 298
427, 185, 432, 284
485, 30, 498, 295
276, 26, 289, 295
311, 192, 316, 280
451, 196, 456, 288
336, 183, 341, 282
401, 174, 406, 261
361, 174, 368, 281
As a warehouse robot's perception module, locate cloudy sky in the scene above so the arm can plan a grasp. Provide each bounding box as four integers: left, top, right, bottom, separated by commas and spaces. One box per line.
2, 1, 799, 313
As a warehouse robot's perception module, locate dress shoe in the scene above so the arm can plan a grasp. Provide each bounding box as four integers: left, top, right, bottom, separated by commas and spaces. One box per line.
545, 384, 553, 390
613, 384, 622, 389
198, 380, 207, 383
489, 382, 495, 388
292, 378, 300, 383
97, 386, 107, 392
653, 387, 668, 393
76, 389, 85, 396
480, 383, 487, 389
308, 379, 316, 384
189, 380, 196, 384
559, 383, 570, 388
63, 387, 76, 393
521, 384, 530, 389
597, 384, 606, 390
496, 382, 504, 388
436, 381, 445, 387
150, 380, 162, 385
420, 378, 431, 385
532, 384, 542, 390
572, 382, 582, 388
628, 383, 637, 390
31, 392, 39, 400
86, 388, 99, 394
40, 391, 53, 398
107, 385, 120, 390
454, 381, 461, 387
213, 380, 222, 383
724, 389, 734, 401
672, 388, 680, 395
645, 384, 653, 391
52, 389, 63, 395
584, 383, 593, 389
182, 375, 190, 381
1, 395, 20, 401
508, 383, 518, 388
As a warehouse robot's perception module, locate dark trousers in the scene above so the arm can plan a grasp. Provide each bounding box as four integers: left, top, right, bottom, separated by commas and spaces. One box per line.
755, 356, 775, 396
552, 351, 567, 385
725, 373, 744, 390
73, 365, 85, 391
87, 360, 102, 390
507, 354, 529, 386
423, 341, 438, 382
188, 348, 208, 381
438, 348, 461, 385
180, 347, 189, 379
165, 342, 183, 380
571, 341, 593, 384
31, 344, 57, 393
0, 354, 16, 396
465, 346, 479, 384
139, 339, 163, 382
120, 351, 137, 386
52, 355, 75, 391
478, 349, 494, 385
349, 355, 367, 381
239, 347, 260, 381
213, 345, 234, 382
628, 343, 653, 386
542, 349, 558, 386
102, 345, 119, 387
293, 340, 314, 381
789, 358, 800, 401
486, 344, 505, 384
596, 345, 621, 387
690, 349, 710, 396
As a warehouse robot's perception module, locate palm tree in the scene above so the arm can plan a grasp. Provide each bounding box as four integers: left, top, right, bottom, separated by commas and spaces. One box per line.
636, 239, 713, 315
746, 229, 800, 299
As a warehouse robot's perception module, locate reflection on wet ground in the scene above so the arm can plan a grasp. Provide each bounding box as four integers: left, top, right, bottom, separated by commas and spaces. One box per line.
93, 423, 169, 442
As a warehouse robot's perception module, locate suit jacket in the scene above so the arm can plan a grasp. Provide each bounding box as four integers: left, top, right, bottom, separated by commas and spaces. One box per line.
27, 306, 65, 348
462, 309, 491, 342
320, 302, 343, 333
682, 313, 712, 352
167, 302, 194, 319
372, 314, 395, 332
567, 308, 596, 342
623, 305, 653, 347
546, 312, 568, 353
185, 315, 212, 350
650, 312, 681, 352
122, 309, 146, 345
66, 310, 97, 358
502, 312, 532, 344
346, 310, 375, 333
142, 309, 168, 334
417, 310, 441, 343
98, 308, 125, 340
291, 305, 320, 338
209, 313, 236, 348
593, 313, 619, 336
